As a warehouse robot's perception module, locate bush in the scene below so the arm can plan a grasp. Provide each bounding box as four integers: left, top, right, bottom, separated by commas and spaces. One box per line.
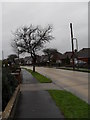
2, 67, 18, 111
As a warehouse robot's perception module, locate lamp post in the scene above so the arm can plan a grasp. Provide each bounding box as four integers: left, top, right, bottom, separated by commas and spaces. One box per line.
2, 50, 4, 60
73, 38, 79, 69
73, 38, 78, 52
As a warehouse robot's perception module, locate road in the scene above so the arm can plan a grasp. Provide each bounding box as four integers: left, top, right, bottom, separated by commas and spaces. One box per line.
24, 66, 89, 103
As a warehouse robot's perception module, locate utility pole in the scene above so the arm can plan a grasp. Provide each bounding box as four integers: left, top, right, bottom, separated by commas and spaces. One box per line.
70, 23, 75, 70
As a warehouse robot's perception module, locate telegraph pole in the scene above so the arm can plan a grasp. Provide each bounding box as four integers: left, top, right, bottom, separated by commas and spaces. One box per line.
70, 23, 75, 70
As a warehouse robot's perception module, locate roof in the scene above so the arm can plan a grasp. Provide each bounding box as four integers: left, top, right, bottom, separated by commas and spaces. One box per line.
24, 56, 32, 62
52, 52, 66, 60
64, 52, 72, 59
78, 48, 90, 58
40, 55, 48, 62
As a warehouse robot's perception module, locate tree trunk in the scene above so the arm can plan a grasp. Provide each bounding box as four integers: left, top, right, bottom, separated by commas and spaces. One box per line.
18, 50, 19, 65
48, 56, 51, 66
33, 64, 35, 72
32, 58, 36, 72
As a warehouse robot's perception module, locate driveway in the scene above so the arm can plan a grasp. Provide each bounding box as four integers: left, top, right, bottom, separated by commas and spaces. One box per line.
24, 66, 89, 103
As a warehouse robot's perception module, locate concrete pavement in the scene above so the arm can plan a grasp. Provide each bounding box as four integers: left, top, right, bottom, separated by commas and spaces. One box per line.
21, 69, 38, 84
15, 69, 64, 118
20, 83, 61, 91
24, 66, 89, 103
15, 91, 64, 118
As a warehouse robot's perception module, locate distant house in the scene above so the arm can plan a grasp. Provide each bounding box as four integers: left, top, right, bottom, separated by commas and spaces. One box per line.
22, 48, 90, 67
64, 48, 90, 67
24, 55, 41, 65
40, 55, 48, 63
51, 52, 66, 64
35, 55, 41, 64
40, 52, 66, 66
77, 48, 90, 63
24, 56, 32, 65
64, 52, 72, 59
19, 58, 25, 65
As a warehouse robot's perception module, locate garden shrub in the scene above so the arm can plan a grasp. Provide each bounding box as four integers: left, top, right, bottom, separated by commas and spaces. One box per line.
2, 67, 18, 111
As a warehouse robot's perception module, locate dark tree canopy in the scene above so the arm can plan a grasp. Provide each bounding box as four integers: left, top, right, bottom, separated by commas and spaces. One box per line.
7, 54, 18, 66
12, 25, 54, 71
43, 48, 58, 55
43, 48, 58, 65
8, 54, 18, 59
8, 54, 18, 62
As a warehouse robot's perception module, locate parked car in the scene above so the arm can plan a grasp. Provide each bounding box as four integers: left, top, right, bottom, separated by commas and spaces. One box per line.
75, 60, 87, 67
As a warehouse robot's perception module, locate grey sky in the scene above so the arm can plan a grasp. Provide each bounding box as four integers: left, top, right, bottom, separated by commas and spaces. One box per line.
2, 2, 88, 59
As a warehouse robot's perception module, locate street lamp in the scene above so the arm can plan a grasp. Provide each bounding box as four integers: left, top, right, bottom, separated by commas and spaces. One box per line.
73, 38, 78, 52
73, 38, 79, 69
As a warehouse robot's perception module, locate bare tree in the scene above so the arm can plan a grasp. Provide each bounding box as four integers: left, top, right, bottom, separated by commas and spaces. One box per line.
12, 25, 53, 72
11, 38, 22, 59
43, 48, 58, 66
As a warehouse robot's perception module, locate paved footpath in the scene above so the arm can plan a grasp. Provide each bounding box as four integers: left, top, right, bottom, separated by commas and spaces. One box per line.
15, 69, 64, 118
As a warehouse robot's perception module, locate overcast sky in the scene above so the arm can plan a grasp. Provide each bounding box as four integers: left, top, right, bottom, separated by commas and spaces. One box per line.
1, 2, 88, 59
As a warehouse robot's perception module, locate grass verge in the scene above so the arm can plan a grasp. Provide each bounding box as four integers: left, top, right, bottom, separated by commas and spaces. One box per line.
58, 67, 90, 73
26, 68, 52, 83
48, 90, 89, 119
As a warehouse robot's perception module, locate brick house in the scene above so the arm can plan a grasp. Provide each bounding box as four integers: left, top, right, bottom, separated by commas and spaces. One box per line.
77, 48, 90, 63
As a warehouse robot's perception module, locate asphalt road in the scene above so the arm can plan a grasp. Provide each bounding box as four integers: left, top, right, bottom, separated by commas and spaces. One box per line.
24, 66, 89, 103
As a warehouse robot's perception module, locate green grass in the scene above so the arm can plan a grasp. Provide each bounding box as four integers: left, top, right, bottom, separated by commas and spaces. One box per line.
48, 90, 89, 119
59, 67, 90, 73
26, 68, 52, 83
